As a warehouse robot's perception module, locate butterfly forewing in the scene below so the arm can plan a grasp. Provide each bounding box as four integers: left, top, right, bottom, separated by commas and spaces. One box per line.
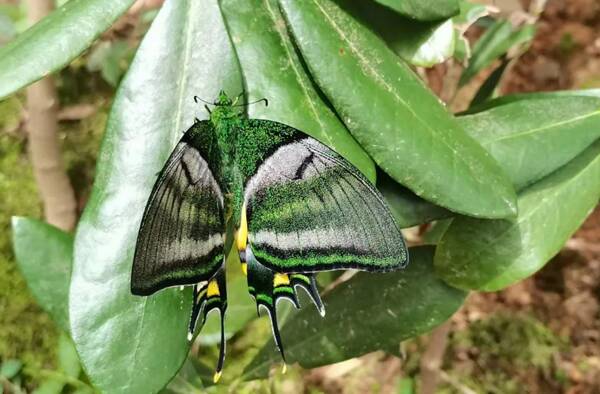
131, 121, 225, 296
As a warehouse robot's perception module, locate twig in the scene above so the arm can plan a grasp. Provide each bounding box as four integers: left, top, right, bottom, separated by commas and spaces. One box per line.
419, 321, 452, 394
24, 0, 77, 231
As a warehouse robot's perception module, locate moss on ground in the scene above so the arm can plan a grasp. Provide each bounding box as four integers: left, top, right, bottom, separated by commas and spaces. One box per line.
0, 129, 58, 384
0, 94, 108, 389
440, 312, 566, 394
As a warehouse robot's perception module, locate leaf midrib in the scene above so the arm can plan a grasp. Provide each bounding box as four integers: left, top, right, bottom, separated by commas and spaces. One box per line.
264, 0, 335, 147
487, 110, 600, 145
309, 0, 493, 186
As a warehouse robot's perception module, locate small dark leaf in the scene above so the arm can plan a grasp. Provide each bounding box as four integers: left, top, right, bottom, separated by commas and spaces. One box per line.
459, 20, 535, 86
469, 56, 510, 107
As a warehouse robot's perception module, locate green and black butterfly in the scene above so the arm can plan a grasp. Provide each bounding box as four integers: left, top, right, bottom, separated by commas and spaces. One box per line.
130, 91, 408, 382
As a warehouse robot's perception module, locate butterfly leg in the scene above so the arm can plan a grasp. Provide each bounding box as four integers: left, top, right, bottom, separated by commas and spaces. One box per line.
188, 264, 227, 383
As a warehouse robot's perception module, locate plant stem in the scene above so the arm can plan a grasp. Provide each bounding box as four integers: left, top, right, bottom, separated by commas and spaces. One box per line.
419, 321, 452, 394
24, 0, 77, 231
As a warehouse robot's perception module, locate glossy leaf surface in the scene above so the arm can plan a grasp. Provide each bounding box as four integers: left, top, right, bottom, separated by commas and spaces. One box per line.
460, 95, 600, 189
68, 0, 242, 392
435, 140, 600, 291
379, 93, 600, 226
221, 0, 376, 181
244, 246, 467, 379
12, 217, 73, 333
279, 0, 517, 219
0, 0, 135, 99
372, 0, 459, 21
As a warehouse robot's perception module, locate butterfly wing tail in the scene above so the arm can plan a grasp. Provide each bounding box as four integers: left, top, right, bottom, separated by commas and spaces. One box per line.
290, 273, 325, 317
188, 265, 227, 381
245, 247, 295, 365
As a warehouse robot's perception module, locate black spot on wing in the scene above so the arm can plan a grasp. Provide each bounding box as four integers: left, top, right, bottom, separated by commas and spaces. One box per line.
294, 152, 315, 180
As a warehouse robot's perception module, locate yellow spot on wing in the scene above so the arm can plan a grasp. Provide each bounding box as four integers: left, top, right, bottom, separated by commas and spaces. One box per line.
241, 262, 247, 276
274, 273, 290, 287
207, 279, 220, 297
236, 203, 248, 252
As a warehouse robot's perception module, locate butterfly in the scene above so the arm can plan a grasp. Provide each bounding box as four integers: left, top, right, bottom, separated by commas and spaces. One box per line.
130, 91, 408, 382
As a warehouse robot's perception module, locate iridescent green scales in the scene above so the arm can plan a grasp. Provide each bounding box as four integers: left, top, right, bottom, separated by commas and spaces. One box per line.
130, 92, 408, 381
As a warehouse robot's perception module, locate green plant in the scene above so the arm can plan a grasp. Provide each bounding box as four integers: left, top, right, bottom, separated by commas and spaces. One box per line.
3, 0, 599, 392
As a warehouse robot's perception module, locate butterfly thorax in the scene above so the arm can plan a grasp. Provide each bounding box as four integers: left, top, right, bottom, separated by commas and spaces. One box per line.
207, 99, 246, 227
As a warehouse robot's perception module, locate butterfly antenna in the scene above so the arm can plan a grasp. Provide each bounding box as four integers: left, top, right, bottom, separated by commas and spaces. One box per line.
232, 98, 269, 108
193, 96, 213, 105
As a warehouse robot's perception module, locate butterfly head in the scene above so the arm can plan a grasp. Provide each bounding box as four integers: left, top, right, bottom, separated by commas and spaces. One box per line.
215, 90, 234, 107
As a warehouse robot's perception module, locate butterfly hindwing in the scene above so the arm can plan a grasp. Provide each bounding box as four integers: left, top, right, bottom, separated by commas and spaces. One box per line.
243, 121, 409, 274
131, 120, 225, 296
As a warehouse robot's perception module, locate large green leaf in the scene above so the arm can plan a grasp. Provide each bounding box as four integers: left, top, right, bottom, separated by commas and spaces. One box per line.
333, 1, 455, 67
459, 20, 535, 87
279, 0, 517, 219
380, 94, 600, 226
220, 0, 376, 182
435, 140, 600, 291
68, 0, 242, 392
0, 0, 135, 100
372, 0, 459, 21
460, 95, 600, 190
244, 246, 467, 379
11, 217, 73, 333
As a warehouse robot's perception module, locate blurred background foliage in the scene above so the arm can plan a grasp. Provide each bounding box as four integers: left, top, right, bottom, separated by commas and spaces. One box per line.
1, 0, 599, 393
